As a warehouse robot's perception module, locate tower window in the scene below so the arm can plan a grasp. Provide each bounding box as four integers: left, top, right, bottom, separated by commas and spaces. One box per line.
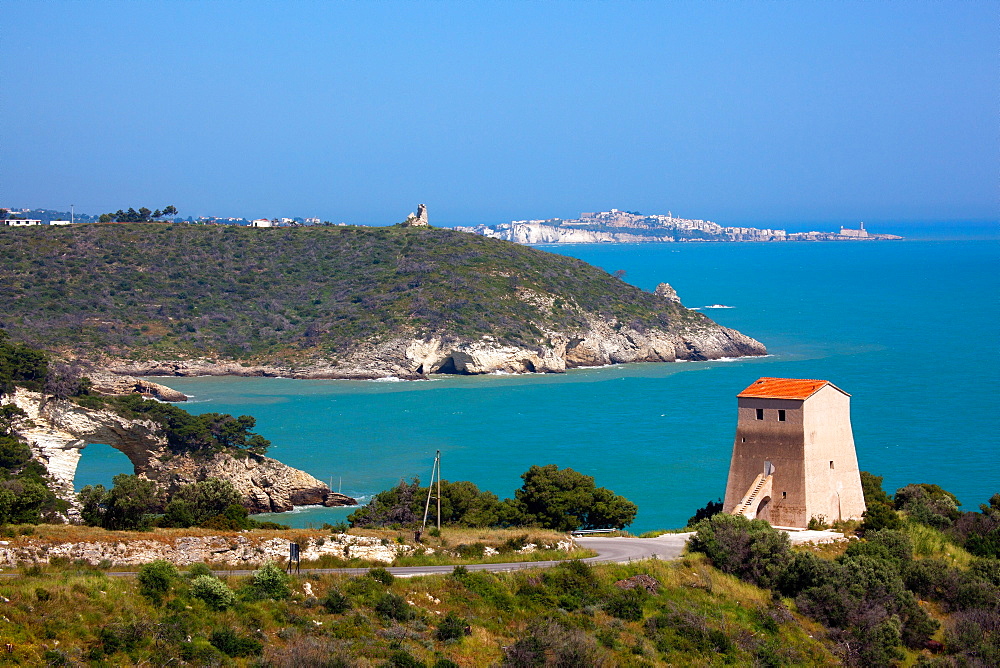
741, 437, 746, 443
755, 408, 764, 420
782, 492, 787, 499
830, 461, 835, 469
778, 409, 786, 421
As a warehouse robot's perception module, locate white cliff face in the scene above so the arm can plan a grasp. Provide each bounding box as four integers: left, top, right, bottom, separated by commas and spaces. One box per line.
3, 389, 349, 515
105, 303, 765, 381
507, 223, 676, 244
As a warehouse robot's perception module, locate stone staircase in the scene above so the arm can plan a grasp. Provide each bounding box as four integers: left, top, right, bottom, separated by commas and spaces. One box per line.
733, 473, 772, 518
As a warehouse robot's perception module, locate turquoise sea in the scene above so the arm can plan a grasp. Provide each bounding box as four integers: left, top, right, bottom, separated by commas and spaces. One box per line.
76, 240, 999, 533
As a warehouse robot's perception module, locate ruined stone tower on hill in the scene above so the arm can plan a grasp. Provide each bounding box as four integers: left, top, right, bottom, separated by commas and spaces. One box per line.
723, 377, 866, 528
401, 204, 429, 227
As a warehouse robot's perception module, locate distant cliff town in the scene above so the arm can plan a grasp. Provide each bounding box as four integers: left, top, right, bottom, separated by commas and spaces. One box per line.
455, 210, 903, 244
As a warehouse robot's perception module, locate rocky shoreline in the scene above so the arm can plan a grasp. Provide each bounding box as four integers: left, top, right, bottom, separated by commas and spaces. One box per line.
104, 305, 766, 384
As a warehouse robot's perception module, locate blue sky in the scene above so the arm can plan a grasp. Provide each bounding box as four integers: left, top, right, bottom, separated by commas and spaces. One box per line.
2, 1, 996, 227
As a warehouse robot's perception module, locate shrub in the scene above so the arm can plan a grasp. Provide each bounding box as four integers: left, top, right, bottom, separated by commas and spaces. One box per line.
860, 471, 893, 507
455, 542, 485, 558
540, 559, 601, 610
843, 529, 913, 568
970, 557, 1000, 587
243, 562, 291, 600
375, 592, 412, 621
860, 501, 902, 533
209, 627, 263, 657
137, 560, 177, 605
500, 620, 601, 668
777, 551, 838, 598
190, 575, 235, 610
367, 567, 395, 585
604, 589, 644, 621
435, 611, 469, 641
686, 498, 724, 527
895, 483, 960, 529
500, 534, 529, 553
384, 650, 425, 667
688, 513, 791, 589
645, 606, 733, 655
944, 608, 1000, 665
322, 588, 351, 614
186, 562, 215, 579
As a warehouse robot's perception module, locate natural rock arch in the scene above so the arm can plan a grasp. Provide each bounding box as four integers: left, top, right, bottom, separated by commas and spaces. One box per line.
5, 389, 350, 516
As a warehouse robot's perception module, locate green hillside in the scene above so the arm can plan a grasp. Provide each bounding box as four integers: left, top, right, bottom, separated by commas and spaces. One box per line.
0, 224, 709, 363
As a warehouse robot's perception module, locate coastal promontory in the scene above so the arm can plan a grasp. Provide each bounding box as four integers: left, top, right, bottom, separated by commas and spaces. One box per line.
0, 224, 765, 378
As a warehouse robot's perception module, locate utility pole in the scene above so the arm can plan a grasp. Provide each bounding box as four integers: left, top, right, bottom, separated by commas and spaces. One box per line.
421, 450, 442, 532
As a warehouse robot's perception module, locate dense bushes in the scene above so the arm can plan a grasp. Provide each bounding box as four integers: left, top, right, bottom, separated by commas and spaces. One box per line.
689, 491, 1000, 666
687, 513, 791, 589
79, 474, 159, 530
0, 330, 49, 395
349, 465, 636, 532
0, 337, 65, 524
78, 476, 288, 531
110, 394, 270, 455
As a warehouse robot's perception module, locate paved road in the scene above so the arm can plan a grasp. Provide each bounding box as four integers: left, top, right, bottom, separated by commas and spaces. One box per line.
69, 533, 695, 579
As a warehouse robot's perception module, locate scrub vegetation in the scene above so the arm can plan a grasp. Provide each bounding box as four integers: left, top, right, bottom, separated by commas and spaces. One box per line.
0, 223, 703, 363
687, 473, 1000, 666
2, 556, 837, 667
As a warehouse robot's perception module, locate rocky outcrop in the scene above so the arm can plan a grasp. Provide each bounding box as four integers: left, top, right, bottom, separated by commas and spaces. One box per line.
106, 309, 765, 380
3, 389, 354, 516
0, 532, 575, 567
0, 533, 410, 566
86, 370, 188, 402
654, 282, 682, 304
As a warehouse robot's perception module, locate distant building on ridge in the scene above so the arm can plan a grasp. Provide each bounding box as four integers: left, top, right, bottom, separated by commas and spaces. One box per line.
723, 377, 867, 528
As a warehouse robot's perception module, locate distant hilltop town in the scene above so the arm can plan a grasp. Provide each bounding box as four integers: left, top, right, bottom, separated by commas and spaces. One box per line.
3, 205, 902, 243
455, 209, 903, 243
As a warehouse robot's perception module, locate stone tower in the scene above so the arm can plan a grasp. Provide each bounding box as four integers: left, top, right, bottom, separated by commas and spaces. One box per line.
723, 377, 866, 528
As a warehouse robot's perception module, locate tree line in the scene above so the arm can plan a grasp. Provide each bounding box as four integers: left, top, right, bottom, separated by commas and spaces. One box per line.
98, 205, 177, 223
348, 464, 638, 532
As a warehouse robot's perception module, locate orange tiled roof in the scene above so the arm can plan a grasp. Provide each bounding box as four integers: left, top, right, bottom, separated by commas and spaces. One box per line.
737, 377, 848, 400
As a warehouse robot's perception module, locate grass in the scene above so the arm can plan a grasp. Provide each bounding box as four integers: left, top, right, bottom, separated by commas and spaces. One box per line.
905, 521, 974, 567
0, 552, 841, 666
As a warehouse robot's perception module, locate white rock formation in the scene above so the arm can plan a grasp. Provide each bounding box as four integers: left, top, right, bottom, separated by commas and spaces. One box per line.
3, 389, 352, 516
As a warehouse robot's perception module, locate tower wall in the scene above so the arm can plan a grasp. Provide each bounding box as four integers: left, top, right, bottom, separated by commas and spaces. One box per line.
723, 398, 808, 527
801, 385, 867, 523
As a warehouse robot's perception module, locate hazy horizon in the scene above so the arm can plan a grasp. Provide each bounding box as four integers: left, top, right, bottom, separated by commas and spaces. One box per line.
3, 1, 996, 228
